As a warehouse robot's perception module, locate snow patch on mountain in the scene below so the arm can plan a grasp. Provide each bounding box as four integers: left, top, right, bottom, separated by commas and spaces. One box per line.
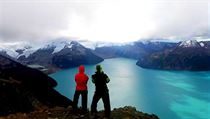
0, 42, 38, 58
52, 42, 73, 54
199, 42, 205, 47
0, 48, 18, 58
41, 40, 74, 54
18, 48, 37, 58
0, 44, 20, 58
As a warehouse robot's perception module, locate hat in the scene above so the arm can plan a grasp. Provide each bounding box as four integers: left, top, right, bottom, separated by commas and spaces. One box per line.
96, 65, 102, 71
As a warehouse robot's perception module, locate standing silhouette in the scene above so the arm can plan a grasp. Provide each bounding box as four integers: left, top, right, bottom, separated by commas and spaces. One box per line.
91, 65, 111, 118
73, 65, 89, 112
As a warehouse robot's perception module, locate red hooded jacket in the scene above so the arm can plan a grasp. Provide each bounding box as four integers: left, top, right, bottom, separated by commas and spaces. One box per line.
75, 65, 89, 91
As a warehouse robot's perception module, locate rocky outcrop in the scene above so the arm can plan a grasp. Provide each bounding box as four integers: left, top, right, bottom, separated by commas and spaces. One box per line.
0, 55, 72, 116
0, 106, 159, 119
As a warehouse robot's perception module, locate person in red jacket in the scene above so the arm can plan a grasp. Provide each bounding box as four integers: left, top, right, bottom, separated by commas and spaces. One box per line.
73, 65, 89, 112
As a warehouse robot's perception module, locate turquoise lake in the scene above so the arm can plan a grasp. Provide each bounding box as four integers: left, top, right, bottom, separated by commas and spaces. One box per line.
50, 58, 210, 119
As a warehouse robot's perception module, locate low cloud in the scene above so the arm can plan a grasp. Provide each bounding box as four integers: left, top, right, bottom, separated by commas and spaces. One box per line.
0, 0, 209, 44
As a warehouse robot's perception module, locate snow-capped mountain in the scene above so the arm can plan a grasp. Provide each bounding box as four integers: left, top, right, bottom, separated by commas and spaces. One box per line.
137, 39, 210, 71
1, 37, 210, 72
16, 40, 103, 72
179, 39, 202, 48
0, 42, 38, 59
41, 40, 74, 54
78, 40, 133, 50
17, 40, 76, 59
94, 40, 178, 59
0, 45, 19, 58
16, 46, 38, 59
0, 40, 86, 59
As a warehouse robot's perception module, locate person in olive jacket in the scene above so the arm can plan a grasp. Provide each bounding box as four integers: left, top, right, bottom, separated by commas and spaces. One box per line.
91, 65, 111, 118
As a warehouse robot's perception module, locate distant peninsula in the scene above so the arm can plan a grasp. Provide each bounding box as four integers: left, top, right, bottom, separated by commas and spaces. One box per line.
137, 40, 210, 71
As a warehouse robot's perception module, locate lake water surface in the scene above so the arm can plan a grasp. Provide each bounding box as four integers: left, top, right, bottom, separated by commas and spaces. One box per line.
50, 58, 210, 119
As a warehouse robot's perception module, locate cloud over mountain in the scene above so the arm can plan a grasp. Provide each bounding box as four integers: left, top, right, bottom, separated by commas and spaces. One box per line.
0, 0, 209, 44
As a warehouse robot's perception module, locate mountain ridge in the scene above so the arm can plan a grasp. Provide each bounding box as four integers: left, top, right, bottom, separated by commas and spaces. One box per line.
1, 38, 210, 72
137, 40, 210, 71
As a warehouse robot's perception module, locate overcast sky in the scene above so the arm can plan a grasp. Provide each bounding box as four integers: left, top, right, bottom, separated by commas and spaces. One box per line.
0, 0, 209, 44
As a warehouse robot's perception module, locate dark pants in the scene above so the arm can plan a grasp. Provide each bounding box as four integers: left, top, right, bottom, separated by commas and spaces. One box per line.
73, 90, 88, 111
91, 91, 111, 117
